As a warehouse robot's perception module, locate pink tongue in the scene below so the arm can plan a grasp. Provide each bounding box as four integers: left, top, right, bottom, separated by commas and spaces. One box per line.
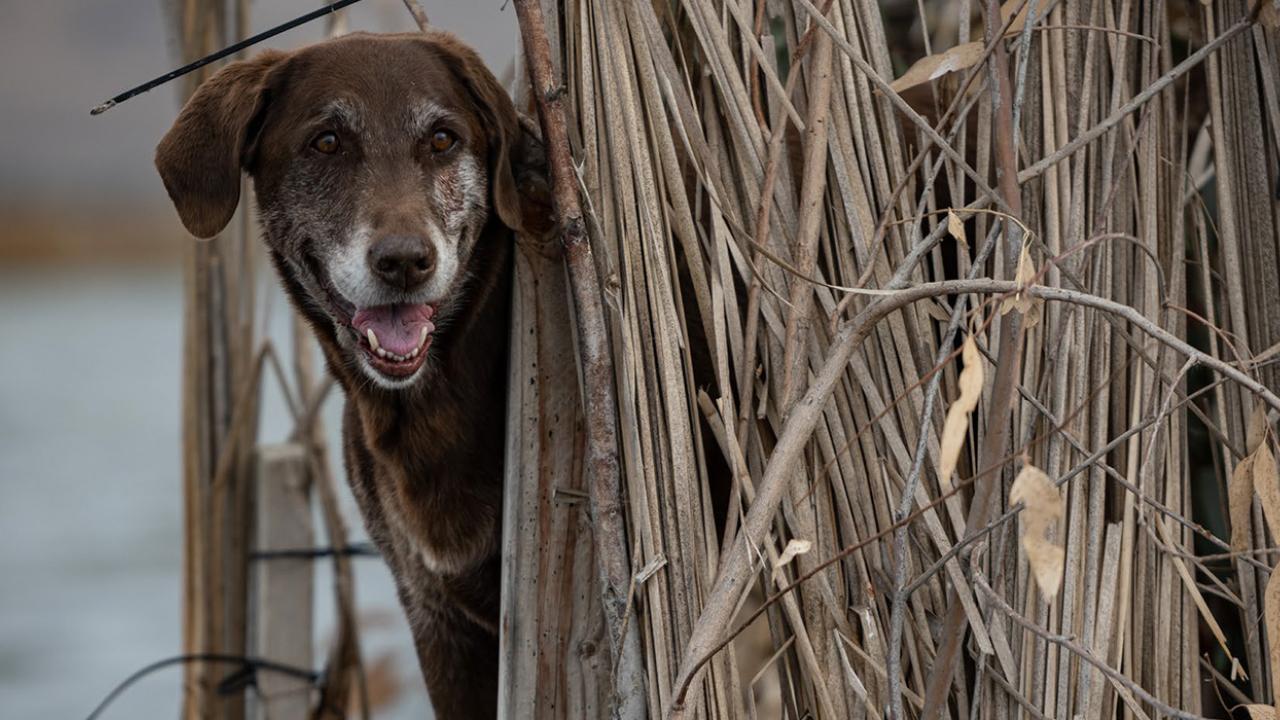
352, 304, 434, 355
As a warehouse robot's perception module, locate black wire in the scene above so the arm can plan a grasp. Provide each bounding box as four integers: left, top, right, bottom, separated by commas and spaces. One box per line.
84, 653, 320, 720
249, 542, 379, 560
89, 0, 368, 115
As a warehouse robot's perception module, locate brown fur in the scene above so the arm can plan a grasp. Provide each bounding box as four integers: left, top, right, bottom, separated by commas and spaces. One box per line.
156, 32, 548, 719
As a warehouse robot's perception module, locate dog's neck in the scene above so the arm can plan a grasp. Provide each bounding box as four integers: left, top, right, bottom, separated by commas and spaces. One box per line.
352, 236, 511, 462
273, 220, 512, 575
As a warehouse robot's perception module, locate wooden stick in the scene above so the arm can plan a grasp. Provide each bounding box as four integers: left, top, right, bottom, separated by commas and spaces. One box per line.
251, 444, 314, 720
510, 2, 646, 718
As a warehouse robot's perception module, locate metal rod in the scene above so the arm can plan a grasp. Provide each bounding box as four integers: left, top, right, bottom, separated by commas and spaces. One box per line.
89, 0, 368, 115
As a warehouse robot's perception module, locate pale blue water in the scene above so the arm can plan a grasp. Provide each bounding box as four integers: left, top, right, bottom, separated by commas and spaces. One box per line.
0, 266, 430, 719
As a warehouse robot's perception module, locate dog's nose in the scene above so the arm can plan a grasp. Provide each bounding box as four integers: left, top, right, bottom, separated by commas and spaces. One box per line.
368, 235, 436, 291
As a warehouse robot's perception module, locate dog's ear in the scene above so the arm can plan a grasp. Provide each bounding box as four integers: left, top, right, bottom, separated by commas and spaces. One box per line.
155, 50, 287, 239
429, 33, 546, 236
510, 123, 555, 239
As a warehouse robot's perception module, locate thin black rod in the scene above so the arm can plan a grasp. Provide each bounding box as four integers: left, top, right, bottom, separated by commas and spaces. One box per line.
248, 542, 378, 560
90, 0, 367, 115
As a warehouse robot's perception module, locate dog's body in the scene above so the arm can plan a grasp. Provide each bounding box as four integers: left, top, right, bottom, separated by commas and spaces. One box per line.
156, 32, 543, 719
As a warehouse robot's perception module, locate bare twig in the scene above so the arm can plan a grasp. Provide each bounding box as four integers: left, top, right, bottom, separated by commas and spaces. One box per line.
970, 542, 1216, 720
672, 277, 1280, 710
1016, 7, 1263, 183
400, 0, 429, 31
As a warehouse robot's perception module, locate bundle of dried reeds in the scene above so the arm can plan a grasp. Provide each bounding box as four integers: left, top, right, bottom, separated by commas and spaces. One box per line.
506, 0, 1280, 718
168, 3, 258, 717
167, 4, 368, 719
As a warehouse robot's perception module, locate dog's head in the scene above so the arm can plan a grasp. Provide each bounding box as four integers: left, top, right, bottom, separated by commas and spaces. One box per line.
156, 32, 543, 389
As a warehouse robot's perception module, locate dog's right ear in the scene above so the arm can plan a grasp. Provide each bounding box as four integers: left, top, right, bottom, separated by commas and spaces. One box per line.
155, 50, 287, 239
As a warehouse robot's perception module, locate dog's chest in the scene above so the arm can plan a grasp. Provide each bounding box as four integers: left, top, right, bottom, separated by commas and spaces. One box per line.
380, 485, 496, 577
343, 405, 500, 579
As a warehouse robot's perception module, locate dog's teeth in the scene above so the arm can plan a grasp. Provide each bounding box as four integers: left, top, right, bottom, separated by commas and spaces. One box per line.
376, 347, 388, 358
419, 326, 430, 347
366, 328, 380, 352
408, 347, 418, 359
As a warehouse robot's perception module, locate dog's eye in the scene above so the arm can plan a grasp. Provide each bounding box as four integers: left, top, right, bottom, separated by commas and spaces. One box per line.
429, 130, 456, 153
311, 132, 340, 154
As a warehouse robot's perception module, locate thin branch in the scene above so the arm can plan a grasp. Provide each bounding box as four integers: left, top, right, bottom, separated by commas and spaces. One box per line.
672, 278, 1280, 711
971, 543, 1216, 720
1016, 6, 1264, 183
400, 0, 429, 31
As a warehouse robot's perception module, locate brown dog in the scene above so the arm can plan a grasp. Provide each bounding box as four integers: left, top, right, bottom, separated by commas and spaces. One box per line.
156, 31, 544, 719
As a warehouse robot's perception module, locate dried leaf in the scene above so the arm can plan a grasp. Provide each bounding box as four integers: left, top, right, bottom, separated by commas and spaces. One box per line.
1000, 0, 1053, 32
1231, 454, 1257, 552
890, 42, 985, 93
892, 0, 1052, 96
1267, 566, 1280, 719
938, 336, 984, 490
1023, 295, 1043, 330
773, 538, 812, 578
1010, 464, 1064, 599
1000, 245, 1039, 317
1261, 1, 1280, 29
1255, 444, 1280, 540
1248, 399, 1268, 454
946, 210, 967, 248
1015, 245, 1036, 284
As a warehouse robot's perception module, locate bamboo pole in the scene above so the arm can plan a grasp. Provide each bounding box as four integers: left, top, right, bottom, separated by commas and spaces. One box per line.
173, 1, 256, 717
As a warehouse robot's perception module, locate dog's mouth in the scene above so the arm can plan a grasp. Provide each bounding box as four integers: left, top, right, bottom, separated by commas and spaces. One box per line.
296, 253, 438, 384
351, 303, 437, 379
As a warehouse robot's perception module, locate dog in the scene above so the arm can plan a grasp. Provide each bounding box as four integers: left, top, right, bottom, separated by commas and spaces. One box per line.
156, 31, 546, 719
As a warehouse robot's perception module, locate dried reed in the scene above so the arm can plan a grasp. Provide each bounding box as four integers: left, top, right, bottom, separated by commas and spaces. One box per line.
510, 0, 1280, 718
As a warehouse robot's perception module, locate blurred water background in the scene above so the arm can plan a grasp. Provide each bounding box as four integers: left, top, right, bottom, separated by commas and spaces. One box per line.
0, 2, 518, 717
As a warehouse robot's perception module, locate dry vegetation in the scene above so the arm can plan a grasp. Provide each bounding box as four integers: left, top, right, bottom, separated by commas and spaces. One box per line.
160, 0, 1280, 719
513, 0, 1280, 718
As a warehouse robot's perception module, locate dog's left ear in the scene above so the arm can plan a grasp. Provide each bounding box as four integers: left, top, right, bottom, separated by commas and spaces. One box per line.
430, 33, 548, 236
